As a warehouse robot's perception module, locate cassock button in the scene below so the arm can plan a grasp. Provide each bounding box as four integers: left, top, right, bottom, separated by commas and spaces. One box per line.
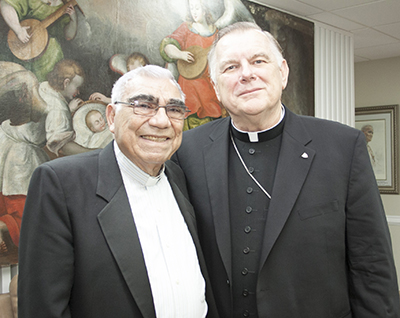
246, 187, 253, 194
249, 148, 255, 155
248, 166, 255, 174
245, 206, 253, 214
244, 226, 251, 233
242, 289, 249, 297
243, 310, 250, 317
243, 247, 250, 254
241, 268, 249, 275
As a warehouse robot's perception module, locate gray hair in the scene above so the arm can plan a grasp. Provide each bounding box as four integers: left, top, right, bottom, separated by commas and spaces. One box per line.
111, 65, 185, 108
361, 124, 374, 132
208, 22, 285, 84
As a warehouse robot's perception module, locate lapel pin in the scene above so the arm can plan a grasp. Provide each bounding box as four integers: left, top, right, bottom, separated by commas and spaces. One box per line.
301, 152, 309, 159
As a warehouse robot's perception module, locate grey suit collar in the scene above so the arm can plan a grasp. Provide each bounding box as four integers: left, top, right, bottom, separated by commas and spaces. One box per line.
259, 109, 315, 267
96, 143, 157, 318
96, 142, 123, 202
204, 118, 233, 280
204, 108, 315, 279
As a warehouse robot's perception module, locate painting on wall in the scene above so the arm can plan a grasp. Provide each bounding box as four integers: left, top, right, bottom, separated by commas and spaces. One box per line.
355, 105, 399, 194
0, 0, 314, 266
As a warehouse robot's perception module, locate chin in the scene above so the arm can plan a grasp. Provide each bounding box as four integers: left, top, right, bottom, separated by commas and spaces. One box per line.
240, 104, 268, 115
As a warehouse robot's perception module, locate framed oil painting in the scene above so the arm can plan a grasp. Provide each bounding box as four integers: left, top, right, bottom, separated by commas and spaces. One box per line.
0, 0, 314, 266
355, 105, 399, 194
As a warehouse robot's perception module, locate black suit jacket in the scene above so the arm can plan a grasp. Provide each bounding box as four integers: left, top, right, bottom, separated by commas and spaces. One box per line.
173, 107, 400, 318
18, 142, 219, 318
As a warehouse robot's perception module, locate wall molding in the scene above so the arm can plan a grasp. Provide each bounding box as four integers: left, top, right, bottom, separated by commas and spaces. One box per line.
387, 215, 400, 226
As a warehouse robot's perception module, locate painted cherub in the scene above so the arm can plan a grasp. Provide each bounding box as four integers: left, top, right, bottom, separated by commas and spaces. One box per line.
89, 52, 149, 104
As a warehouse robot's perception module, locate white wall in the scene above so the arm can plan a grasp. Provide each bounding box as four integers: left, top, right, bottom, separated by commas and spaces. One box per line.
355, 56, 400, 286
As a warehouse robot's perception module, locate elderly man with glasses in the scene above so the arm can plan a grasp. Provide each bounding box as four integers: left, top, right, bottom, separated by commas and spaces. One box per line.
18, 65, 219, 318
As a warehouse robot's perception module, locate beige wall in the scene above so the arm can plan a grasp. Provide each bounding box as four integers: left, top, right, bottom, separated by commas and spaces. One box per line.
355, 56, 400, 286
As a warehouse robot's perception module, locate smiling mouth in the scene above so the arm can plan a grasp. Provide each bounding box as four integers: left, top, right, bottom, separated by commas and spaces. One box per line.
142, 136, 169, 142
239, 88, 261, 96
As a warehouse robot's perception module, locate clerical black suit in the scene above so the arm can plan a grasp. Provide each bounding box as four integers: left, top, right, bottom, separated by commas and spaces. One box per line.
18, 142, 219, 318
172, 106, 400, 318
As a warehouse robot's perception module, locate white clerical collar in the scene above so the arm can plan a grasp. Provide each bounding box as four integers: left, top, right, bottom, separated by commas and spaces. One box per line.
231, 105, 285, 142
113, 141, 165, 187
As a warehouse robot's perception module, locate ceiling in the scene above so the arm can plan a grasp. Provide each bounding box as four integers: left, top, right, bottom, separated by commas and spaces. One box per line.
251, 0, 400, 63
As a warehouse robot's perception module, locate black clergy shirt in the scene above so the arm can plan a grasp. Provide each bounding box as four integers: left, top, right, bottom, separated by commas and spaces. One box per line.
229, 116, 285, 318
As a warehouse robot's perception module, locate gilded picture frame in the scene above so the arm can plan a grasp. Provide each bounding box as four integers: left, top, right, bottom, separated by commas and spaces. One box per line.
355, 105, 399, 194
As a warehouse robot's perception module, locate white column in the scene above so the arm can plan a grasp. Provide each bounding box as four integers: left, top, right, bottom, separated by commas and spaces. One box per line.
314, 22, 355, 127
0, 264, 17, 293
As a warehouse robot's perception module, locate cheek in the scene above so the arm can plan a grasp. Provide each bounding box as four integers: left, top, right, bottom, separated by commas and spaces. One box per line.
213, 80, 229, 101
113, 116, 134, 138
171, 125, 183, 148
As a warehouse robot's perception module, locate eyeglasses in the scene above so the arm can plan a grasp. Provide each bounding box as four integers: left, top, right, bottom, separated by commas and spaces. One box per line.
114, 100, 190, 120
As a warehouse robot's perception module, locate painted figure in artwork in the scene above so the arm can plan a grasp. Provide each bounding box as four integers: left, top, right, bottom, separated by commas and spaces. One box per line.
72, 105, 113, 149
0, 61, 47, 256
0, 59, 93, 256
160, 0, 250, 130
361, 124, 376, 167
0, 0, 78, 82
86, 109, 106, 134
0, 62, 47, 126
89, 52, 150, 105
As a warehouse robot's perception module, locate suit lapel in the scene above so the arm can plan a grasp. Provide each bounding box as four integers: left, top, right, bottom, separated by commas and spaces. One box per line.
203, 118, 233, 281
96, 143, 156, 318
259, 110, 315, 267
165, 165, 198, 240
164, 163, 220, 318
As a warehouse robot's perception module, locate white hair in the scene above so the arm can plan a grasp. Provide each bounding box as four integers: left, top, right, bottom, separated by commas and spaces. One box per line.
111, 65, 185, 109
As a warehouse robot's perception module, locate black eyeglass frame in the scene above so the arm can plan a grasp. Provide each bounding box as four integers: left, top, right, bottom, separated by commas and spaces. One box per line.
114, 100, 190, 120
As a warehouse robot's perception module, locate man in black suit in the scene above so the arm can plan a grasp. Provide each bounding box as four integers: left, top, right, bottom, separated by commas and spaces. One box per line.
18, 65, 219, 318
173, 22, 400, 317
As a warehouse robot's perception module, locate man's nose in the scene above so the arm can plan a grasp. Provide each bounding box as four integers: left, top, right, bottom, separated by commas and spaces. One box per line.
149, 107, 171, 127
240, 63, 255, 82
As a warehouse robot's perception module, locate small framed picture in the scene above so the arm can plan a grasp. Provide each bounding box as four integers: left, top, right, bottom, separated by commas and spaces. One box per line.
355, 105, 399, 194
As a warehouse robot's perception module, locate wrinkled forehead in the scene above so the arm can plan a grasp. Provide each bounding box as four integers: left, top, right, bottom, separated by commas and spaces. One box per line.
217, 29, 270, 47
121, 76, 182, 102
215, 28, 283, 68
217, 28, 271, 51
216, 29, 274, 61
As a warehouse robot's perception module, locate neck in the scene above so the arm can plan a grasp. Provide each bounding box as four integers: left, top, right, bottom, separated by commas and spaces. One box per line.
141, 164, 163, 177
231, 106, 283, 132
192, 21, 214, 34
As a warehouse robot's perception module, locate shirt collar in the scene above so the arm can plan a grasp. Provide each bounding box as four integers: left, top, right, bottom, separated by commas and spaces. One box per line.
231, 105, 285, 142
114, 141, 165, 187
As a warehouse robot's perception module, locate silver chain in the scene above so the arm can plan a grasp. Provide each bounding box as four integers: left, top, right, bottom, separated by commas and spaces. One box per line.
230, 132, 272, 199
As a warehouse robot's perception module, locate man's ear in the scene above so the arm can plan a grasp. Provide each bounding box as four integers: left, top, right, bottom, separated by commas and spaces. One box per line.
63, 78, 70, 90
212, 81, 221, 101
280, 59, 289, 90
106, 104, 116, 133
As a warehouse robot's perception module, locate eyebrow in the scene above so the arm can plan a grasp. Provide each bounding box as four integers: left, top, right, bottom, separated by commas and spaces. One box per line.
128, 94, 157, 103
128, 95, 184, 106
167, 98, 185, 106
219, 53, 272, 69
